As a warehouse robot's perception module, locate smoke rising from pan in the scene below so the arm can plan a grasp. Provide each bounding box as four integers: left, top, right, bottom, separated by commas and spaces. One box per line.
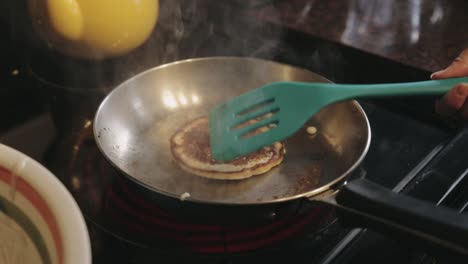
108, 0, 287, 87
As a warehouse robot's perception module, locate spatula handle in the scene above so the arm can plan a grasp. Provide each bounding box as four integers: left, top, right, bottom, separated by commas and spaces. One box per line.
330, 77, 468, 100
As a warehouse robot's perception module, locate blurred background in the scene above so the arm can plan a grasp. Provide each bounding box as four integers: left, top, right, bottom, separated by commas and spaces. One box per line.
1, 1, 468, 263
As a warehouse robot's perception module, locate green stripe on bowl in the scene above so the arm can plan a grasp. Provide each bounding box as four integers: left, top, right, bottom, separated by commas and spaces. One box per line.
0, 196, 51, 264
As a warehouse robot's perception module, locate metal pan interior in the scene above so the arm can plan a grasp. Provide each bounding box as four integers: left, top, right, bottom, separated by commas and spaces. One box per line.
93, 57, 371, 205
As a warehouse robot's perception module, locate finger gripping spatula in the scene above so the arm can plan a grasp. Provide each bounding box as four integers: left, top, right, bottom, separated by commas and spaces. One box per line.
209, 77, 468, 162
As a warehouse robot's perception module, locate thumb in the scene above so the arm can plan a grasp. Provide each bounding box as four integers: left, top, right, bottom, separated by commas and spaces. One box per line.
431, 48, 468, 79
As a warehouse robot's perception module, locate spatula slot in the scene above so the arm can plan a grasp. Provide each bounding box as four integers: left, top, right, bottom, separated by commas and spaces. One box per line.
231, 108, 280, 131
233, 114, 279, 139
236, 98, 275, 117
239, 120, 279, 139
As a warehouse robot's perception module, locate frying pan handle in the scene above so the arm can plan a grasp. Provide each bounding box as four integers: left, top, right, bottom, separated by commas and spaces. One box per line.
335, 178, 468, 257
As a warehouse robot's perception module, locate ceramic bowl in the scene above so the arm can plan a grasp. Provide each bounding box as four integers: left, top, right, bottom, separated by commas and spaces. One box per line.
0, 143, 91, 264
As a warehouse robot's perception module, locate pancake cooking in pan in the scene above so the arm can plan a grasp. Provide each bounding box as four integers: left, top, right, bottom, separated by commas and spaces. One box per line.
170, 117, 285, 180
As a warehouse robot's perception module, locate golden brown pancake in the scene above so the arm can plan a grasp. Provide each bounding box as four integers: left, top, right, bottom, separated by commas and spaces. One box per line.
170, 117, 285, 180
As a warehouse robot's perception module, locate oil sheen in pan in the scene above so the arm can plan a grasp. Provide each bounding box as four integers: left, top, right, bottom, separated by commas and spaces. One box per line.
122, 105, 346, 204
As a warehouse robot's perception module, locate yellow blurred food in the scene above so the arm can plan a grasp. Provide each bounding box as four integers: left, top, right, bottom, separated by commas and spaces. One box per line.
29, 0, 159, 59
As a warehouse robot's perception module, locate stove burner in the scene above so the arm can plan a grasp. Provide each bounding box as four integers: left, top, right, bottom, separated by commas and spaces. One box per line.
105, 176, 333, 253
46, 126, 336, 255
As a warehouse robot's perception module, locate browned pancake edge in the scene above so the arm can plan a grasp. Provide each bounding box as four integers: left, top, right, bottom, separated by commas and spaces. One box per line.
170, 117, 285, 180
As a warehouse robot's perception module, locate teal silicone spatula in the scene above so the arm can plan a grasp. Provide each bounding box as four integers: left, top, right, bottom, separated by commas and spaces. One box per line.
209, 77, 468, 162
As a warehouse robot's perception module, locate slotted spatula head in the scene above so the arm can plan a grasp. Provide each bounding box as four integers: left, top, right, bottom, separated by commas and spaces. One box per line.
209, 81, 332, 162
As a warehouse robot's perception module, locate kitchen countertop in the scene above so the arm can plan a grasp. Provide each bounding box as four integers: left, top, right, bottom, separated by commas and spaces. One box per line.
250, 0, 468, 73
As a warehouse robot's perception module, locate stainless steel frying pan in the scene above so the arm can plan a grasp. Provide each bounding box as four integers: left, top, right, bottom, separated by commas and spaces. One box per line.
94, 57, 468, 256
93, 57, 370, 204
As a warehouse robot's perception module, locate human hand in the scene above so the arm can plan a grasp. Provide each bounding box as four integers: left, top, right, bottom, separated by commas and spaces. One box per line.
431, 48, 468, 119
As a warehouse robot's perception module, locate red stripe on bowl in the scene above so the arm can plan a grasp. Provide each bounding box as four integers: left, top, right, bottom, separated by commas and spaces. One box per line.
0, 166, 64, 264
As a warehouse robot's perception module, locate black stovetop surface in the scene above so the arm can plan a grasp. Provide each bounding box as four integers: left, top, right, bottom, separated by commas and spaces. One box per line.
2, 0, 468, 263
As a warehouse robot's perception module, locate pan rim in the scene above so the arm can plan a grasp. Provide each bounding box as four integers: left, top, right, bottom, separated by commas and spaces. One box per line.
93, 56, 372, 206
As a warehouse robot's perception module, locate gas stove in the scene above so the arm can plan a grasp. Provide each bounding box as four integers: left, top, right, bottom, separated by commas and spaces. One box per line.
2, 0, 468, 263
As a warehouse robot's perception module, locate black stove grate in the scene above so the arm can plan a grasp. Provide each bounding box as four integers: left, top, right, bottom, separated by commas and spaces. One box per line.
437, 167, 468, 213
